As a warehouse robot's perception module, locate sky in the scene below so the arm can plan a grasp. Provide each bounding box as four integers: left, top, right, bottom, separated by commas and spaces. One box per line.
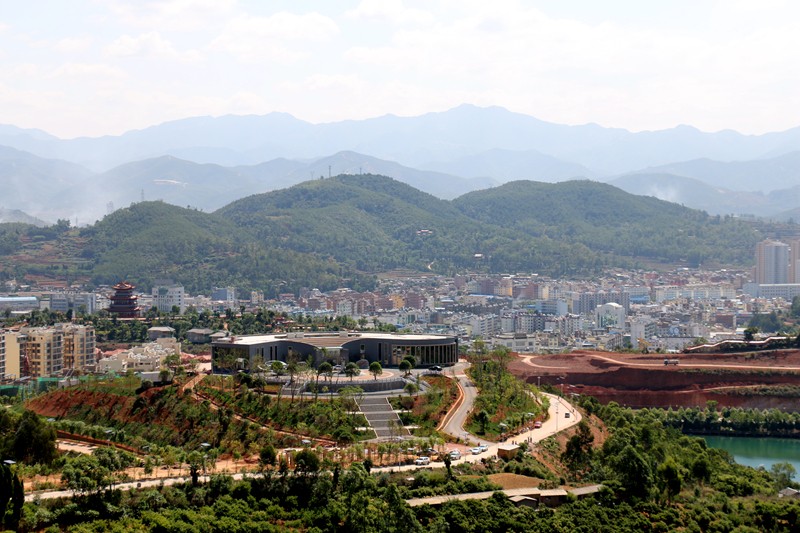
1, 0, 799, 138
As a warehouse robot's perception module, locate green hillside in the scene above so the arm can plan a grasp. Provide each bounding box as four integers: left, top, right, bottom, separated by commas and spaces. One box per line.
78, 201, 361, 294
454, 180, 762, 267
216, 174, 606, 275
0, 176, 769, 294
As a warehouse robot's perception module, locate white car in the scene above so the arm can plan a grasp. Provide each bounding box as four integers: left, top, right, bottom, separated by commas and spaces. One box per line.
471, 447, 482, 455
415, 456, 431, 466
449, 450, 461, 460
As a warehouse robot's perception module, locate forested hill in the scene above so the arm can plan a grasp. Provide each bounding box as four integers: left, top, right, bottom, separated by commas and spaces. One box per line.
453, 180, 762, 267
77, 201, 361, 294
0, 175, 766, 294
215, 174, 600, 275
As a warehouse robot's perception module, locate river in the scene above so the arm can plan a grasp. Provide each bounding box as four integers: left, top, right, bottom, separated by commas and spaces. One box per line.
702, 435, 800, 474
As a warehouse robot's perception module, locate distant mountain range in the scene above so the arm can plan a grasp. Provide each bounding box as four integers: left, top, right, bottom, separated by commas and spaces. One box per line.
3, 104, 800, 223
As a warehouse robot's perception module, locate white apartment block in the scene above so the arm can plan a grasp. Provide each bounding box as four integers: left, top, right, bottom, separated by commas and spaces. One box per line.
654, 284, 736, 303
595, 302, 626, 329
490, 333, 539, 353
153, 282, 186, 314
469, 315, 501, 338
49, 292, 97, 315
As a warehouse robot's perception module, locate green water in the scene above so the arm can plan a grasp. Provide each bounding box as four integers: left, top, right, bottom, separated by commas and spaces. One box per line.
702, 435, 800, 473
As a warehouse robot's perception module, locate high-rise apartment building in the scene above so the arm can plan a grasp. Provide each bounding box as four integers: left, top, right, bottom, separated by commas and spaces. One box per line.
58, 323, 96, 373
19, 326, 63, 378
755, 240, 791, 284
0, 331, 21, 381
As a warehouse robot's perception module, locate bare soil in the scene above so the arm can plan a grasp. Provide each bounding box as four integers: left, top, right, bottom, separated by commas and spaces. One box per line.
487, 472, 541, 490
510, 349, 800, 410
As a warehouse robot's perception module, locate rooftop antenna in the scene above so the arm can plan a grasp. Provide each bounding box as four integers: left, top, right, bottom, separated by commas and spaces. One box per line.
328, 165, 331, 178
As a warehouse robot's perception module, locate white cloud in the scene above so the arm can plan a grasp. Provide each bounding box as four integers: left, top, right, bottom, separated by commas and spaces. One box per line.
99, 0, 237, 31
106, 32, 201, 62
209, 12, 339, 63
54, 36, 94, 53
345, 0, 434, 25
50, 62, 127, 81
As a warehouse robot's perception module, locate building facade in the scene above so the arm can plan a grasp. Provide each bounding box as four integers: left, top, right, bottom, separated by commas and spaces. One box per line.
211, 332, 459, 373
152, 282, 186, 314
756, 240, 790, 284
19, 326, 63, 378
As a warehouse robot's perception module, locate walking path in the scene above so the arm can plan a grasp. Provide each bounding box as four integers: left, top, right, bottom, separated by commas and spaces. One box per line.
356, 396, 408, 439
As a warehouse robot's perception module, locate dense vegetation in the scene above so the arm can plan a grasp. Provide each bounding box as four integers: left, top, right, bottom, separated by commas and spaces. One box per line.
13, 395, 800, 531
454, 180, 762, 268
651, 402, 800, 438
0, 175, 771, 295
466, 348, 547, 439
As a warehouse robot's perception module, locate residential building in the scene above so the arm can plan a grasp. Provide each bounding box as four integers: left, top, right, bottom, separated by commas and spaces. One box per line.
595, 302, 626, 329
152, 281, 186, 314
49, 292, 97, 315
59, 323, 96, 373
0, 331, 21, 381
211, 287, 236, 307
755, 240, 790, 284
19, 326, 63, 378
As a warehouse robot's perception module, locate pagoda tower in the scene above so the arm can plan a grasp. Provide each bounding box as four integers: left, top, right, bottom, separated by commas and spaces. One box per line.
108, 281, 141, 318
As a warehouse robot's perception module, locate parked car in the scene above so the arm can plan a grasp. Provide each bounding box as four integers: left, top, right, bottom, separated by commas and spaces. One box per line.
449, 450, 461, 460
430, 365, 443, 372
471, 447, 483, 455
478, 444, 489, 452
414, 456, 431, 466
565, 412, 571, 418
534, 421, 542, 429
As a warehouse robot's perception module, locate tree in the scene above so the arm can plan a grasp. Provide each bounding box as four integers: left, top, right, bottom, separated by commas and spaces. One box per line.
770, 461, 796, 489
62, 455, 111, 495
0, 464, 23, 530
743, 327, 758, 342
399, 359, 412, 376
186, 451, 204, 486
474, 410, 490, 435
259, 444, 277, 472
12, 410, 56, 465
294, 448, 320, 475
658, 457, 682, 502
562, 421, 595, 477
369, 361, 383, 380
612, 444, 654, 499
345, 362, 360, 381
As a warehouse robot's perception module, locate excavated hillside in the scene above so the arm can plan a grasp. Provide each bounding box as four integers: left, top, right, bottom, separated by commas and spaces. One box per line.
510, 349, 800, 410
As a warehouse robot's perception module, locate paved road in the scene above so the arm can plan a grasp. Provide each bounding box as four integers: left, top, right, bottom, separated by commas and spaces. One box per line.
437, 361, 580, 449
439, 361, 491, 445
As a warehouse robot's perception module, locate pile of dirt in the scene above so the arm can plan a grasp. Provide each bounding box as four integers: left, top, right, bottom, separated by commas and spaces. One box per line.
487, 473, 541, 489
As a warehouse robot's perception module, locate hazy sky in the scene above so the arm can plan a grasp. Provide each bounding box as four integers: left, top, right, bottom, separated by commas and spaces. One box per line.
1, 0, 798, 138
